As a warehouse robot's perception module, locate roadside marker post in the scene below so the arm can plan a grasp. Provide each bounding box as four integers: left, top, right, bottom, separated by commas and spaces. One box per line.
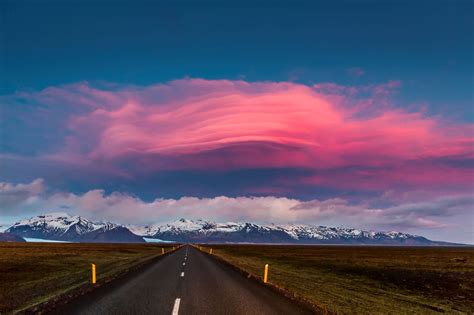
210, 248, 213, 254
263, 264, 269, 283
91, 263, 96, 284
162, 248, 165, 254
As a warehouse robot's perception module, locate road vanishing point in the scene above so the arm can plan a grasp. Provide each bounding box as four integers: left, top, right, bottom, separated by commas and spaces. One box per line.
54, 245, 312, 315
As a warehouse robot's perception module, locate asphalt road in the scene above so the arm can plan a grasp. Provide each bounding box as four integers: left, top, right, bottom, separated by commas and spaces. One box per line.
55, 245, 313, 315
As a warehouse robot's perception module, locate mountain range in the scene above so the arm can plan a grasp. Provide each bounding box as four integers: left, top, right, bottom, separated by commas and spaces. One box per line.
5, 213, 144, 243
1, 213, 455, 245
127, 218, 444, 245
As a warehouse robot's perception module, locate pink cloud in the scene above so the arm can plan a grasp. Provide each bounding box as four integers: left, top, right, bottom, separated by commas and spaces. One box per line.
9, 78, 474, 193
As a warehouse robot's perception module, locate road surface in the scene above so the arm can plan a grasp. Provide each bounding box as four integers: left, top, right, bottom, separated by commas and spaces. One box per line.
55, 245, 313, 315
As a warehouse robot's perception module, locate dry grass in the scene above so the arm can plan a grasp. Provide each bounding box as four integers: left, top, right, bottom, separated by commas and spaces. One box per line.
205, 245, 474, 314
0, 242, 175, 313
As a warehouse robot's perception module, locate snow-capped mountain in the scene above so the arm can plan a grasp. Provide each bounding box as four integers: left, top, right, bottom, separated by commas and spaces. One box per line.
128, 219, 242, 236
6, 213, 144, 243
4, 214, 451, 245
130, 218, 439, 245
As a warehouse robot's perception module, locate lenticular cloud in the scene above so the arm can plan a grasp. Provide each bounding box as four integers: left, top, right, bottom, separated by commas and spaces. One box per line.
5, 78, 474, 193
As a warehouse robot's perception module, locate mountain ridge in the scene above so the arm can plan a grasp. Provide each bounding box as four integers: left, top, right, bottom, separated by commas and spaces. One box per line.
4, 214, 462, 245
6, 213, 144, 243
128, 218, 453, 245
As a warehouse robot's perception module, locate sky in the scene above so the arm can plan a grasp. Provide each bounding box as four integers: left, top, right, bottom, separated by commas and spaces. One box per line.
0, 0, 473, 243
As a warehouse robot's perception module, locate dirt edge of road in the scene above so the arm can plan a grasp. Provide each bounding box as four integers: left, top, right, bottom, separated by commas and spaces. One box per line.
20, 245, 182, 315
197, 247, 328, 315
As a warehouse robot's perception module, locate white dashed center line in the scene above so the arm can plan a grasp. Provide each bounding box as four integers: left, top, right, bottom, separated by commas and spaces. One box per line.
182, 262, 185, 266
180, 272, 184, 277
172, 298, 181, 315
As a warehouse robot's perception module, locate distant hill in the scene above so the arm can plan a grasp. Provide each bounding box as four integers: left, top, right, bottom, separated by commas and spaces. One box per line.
128, 218, 453, 245
0, 232, 26, 242
6, 213, 145, 243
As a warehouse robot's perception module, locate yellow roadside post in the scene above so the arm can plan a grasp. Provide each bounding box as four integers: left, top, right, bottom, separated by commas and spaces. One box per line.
263, 264, 269, 283
162, 247, 165, 254
91, 263, 96, 284
210, 248, 213, 254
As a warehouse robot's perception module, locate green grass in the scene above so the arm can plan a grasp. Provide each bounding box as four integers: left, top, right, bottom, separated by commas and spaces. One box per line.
205, 245, 474, 314
0, 242, 175, 313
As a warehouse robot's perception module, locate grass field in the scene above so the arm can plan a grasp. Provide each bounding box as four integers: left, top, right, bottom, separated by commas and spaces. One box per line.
0, 242, 175, 313
204, 245, 474, 314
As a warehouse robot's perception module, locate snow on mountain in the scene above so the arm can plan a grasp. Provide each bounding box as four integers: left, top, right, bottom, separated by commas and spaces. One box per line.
7, 212, 113, 236
6, 213, 144, 243
130, 218, 433, 245
158, 218, 243, 234
3, 214, 447, 245
127, 224, 161, 237
128, 219, 244, 237
275, 224, 386, 241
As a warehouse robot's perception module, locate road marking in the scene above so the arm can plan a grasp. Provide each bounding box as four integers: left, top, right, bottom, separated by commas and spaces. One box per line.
172, 298, 181, 315
180, 272, 184, 277
182, 262, 185, 266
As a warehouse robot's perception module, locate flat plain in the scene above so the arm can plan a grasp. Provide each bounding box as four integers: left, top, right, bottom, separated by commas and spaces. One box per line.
0, 242, 173, 313
206, 245, 474, 314
2, 243, 473, 314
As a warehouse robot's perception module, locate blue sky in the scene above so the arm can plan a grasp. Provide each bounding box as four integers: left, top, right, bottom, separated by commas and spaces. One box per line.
2, 0, 472, 118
